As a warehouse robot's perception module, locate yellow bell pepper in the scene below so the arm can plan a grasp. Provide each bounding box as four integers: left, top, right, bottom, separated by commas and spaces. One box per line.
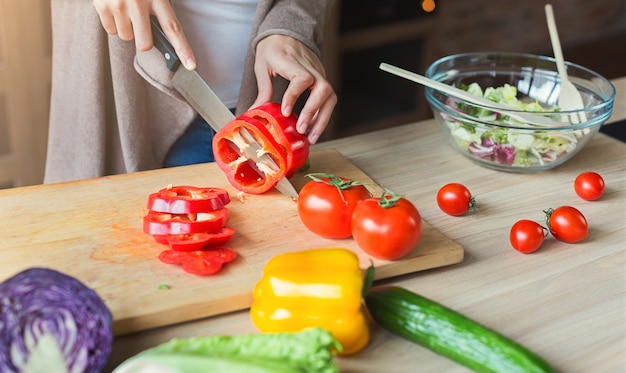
250, 248, 370, 355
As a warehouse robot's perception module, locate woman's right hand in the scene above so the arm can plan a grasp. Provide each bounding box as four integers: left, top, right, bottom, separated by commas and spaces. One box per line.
92, 0, 196, 70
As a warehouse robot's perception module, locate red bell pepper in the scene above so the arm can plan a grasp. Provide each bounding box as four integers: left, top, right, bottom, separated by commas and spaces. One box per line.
213, 103, 311, 194
212, 116, 289, 194
243, 103, 309, 178
143, 185, 239, 276
158, 247, 237, 276
147, 186, 230, 214
142, 208, 229, 236
160, 227, 235, 251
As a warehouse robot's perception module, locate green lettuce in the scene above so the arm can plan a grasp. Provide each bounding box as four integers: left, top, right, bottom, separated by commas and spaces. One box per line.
446, 83, 580, 167
113, 327, 342, 373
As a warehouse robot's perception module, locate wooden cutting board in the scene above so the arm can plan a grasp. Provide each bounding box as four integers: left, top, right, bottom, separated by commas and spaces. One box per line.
0, 149, 463, 335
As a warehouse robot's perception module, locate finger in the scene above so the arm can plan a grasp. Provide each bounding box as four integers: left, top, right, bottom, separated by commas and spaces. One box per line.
280, 67, 315, 118
250, 63, 276, 109
153, 2, 196, 70
93, 4, 118, 35
305, 94, 337, 144
299, 83, 337, 144
126, 1, 153, 51
257, 47, 316, 116
270, 57, 335, 141
98, 0, 134, 41
97, 13, 119, 35
295, 77, 332, 124
113, 13, 135, 42
93, 0, 118, 34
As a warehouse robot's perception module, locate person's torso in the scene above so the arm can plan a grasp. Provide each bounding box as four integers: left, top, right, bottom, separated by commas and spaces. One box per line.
173, 0, 259, 108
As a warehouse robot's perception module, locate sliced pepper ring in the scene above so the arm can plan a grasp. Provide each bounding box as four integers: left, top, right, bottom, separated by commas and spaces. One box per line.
143, 208, 229, 236
147, 186, 230, 214
212, 116, 288, 194
164, 227, 235, 252
158, 247, 237, 276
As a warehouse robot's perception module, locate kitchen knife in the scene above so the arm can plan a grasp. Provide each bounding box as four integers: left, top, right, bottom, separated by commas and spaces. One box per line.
149, 17, 299, 200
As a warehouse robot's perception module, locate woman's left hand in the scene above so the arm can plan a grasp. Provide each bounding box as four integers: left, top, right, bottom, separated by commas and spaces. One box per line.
252, 35, 337, 144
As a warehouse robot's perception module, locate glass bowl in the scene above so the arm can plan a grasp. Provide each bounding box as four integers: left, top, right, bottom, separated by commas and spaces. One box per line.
424, 52, 615, 172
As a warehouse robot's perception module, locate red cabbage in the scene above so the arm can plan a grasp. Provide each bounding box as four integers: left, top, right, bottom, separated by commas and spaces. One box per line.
0, 268, 113, 373
467, 138, 515, 165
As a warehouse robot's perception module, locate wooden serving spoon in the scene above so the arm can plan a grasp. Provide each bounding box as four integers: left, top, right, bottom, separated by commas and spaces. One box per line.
545, 4, 587, 123
379, 63, 564, 127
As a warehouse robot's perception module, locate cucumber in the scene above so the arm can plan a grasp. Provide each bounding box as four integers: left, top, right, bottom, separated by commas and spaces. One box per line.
365, 286, 553, 373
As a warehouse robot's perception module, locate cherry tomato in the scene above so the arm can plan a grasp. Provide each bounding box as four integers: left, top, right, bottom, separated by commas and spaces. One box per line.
351, 191, 422, 260
297, 174, 371, 238
574, 172, 605, 201
545, 206, 588, 243
509, 220, 546, 254
436, 183, 475, 216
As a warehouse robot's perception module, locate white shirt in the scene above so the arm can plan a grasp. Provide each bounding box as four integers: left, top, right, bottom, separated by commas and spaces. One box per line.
173, 0, 259, 108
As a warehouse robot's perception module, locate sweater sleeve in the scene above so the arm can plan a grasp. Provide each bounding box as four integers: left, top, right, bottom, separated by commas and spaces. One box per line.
251, 0, 334, 58
236, 0, 336, 114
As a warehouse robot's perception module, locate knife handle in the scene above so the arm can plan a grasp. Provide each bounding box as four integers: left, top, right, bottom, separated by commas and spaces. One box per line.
150, 16, 180, 71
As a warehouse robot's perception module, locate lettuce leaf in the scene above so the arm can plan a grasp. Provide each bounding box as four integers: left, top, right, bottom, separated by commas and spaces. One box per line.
113, 327, 342, 373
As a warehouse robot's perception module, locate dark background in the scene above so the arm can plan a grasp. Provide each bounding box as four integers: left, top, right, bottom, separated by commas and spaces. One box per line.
326, 0, 626, 142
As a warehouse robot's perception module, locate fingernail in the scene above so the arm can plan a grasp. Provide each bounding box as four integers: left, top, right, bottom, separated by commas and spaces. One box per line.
282, 105, 292, 117
309, 133, 319, 144
297, 120, 307, 133
185, 58, 196, 70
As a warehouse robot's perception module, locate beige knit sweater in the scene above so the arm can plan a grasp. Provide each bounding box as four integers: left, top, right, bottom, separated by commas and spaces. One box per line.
44, 0, 332, 183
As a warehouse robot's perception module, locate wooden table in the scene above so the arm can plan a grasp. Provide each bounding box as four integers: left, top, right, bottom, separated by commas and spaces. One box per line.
102, 77, 626, 372
14, 78, 626, 372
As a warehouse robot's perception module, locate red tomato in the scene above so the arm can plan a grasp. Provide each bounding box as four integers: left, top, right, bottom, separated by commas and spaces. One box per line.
436, 183, 475, 216
351, 192, 422, 260
297, 174, 371, 238
545, 206, 588, 243
574, 172, 605, 201
509, 220, 546, 254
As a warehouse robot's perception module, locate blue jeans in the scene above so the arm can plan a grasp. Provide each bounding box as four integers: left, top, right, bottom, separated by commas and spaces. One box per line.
163, 115, 216, 168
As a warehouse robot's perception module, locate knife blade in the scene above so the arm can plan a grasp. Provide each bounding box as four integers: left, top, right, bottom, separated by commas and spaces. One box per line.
150, 17, 299, 200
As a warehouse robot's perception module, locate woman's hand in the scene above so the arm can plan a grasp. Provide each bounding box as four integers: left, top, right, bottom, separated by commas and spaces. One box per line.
92, 0, 196, 70
252, 35, 337, 144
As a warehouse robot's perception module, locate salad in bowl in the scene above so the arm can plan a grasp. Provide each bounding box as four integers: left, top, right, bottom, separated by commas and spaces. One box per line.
424, 52, 615, 172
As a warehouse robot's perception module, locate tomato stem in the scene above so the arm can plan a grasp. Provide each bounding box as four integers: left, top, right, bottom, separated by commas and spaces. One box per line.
468, 196, 477, 215
543, 208, 554, 231
305, 173, 369, 204
377, 188, 404, 209
305, 173, 368, 189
